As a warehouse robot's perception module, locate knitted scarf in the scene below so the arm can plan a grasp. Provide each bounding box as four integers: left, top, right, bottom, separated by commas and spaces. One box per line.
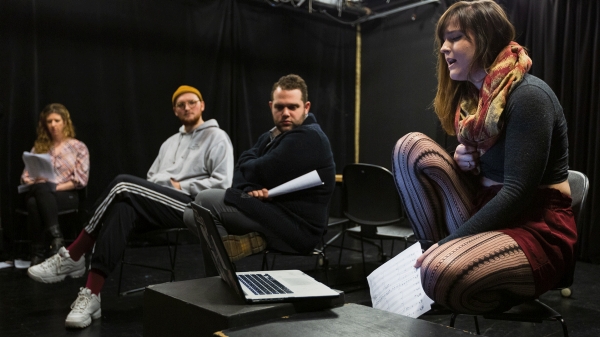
454, 41, 532, 155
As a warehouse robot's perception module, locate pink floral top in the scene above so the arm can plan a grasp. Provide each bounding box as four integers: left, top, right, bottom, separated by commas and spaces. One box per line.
21, 138, 90, 189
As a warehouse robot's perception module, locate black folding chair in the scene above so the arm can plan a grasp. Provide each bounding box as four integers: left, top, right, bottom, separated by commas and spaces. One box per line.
337, 163, 415, 278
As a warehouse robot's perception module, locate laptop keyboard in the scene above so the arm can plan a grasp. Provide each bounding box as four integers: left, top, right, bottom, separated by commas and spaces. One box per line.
238, 274, 294, 295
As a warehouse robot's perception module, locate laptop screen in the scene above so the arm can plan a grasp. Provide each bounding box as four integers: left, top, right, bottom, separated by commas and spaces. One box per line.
191, 203, 245, 299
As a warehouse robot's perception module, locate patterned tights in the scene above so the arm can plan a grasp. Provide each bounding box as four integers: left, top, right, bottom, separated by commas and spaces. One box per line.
391, 132, 535, 314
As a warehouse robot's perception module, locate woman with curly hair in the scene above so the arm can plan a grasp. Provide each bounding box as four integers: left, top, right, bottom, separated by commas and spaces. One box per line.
21, 103, 90, 265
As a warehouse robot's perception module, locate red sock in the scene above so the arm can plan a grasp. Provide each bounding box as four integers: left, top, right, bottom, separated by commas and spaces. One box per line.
85, 269, 106, 295
67, 230, 96, 262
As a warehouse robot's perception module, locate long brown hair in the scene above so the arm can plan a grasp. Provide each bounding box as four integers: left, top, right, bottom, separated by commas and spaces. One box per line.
34, 103, 76, 153
433, 0, 515, 135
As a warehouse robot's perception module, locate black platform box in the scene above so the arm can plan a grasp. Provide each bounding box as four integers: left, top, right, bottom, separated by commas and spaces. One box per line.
143, 277, 344, 337
217, 303, 474, 337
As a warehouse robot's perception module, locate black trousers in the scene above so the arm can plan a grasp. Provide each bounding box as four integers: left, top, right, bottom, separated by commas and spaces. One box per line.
183, 189, 296, 277
84, 174, 192, 276
24, 182, 79, 246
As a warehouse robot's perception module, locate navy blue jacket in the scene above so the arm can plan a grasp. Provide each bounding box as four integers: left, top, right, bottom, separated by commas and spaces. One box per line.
224, 113, 335, 253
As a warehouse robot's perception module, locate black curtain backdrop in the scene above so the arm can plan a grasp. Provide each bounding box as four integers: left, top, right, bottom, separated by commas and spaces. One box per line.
360, 2, 442, 168
0, 0, 355, 253
1, 0, 598, 262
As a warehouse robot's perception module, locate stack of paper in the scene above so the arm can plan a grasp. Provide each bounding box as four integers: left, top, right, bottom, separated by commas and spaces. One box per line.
18, 151, 56, 193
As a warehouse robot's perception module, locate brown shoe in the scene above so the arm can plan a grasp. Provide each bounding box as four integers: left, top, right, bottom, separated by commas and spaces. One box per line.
221, 232, 266, 262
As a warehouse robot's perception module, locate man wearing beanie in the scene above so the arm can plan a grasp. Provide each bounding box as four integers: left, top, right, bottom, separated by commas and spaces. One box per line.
27, 85, 234, 329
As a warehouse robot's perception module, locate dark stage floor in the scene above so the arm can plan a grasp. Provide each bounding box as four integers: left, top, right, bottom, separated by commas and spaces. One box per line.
1, 228, 599, 337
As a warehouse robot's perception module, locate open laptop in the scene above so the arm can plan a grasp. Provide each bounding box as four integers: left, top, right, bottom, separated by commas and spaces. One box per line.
190, 202, 340, 303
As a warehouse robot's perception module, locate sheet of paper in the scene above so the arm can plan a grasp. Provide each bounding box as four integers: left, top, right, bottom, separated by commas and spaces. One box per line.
0, 261, 14, 269
18, 184, 32, 194
14, 259, 31, 269
268, 170, 323, 198
367, 242, 434, 318
22, 151, 56, 182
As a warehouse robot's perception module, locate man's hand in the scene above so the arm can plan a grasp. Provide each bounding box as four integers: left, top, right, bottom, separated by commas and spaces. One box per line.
247, 188, 269, 200
454, 144, 479, 171
170, 178, 181, 190
415, 243, 439, 268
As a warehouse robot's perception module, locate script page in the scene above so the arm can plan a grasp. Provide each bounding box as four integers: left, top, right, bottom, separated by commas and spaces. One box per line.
367, 242, 434, 318
268, 170, 323, 197
18, 152, 57, 193
22, 151, 56, 181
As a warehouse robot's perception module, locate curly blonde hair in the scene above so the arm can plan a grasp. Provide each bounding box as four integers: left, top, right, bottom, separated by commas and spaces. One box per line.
34, 103, 76, 153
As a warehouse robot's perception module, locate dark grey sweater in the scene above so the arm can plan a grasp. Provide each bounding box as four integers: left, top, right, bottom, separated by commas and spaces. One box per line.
438, 74, 569, 245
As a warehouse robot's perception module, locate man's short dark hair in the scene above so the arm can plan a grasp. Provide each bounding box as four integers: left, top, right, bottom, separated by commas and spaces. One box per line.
271, 74, 308, 103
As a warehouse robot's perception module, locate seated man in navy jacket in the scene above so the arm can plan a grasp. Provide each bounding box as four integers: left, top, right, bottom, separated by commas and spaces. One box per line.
184, 74, 336, 274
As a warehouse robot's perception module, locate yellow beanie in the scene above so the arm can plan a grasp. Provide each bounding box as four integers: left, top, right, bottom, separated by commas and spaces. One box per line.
172, 85, 203, 105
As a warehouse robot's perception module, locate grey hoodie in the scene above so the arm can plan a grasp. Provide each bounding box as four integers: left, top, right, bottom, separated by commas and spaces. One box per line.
147, 119, 234, 197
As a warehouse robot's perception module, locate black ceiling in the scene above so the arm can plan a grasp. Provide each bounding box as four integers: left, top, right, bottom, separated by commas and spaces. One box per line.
253, 0, 441, 25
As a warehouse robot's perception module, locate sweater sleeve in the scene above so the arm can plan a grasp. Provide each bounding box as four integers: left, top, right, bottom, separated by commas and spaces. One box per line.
146, 141, 168, 183
231, 133, 268, 191
438, 83, 558, 245
233, 126, 330, 192
72, 140, 90, 188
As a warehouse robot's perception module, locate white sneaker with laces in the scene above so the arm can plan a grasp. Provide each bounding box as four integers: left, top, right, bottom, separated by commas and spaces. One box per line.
65, 287, 101, 328
27, 246, 86, 283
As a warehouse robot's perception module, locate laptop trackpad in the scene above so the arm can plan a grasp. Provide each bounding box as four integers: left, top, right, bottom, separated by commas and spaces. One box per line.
280, 276, 313, 286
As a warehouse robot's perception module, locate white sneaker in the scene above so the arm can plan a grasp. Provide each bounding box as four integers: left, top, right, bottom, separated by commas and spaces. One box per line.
27, 247, 86, 283
65, 287, 101, 328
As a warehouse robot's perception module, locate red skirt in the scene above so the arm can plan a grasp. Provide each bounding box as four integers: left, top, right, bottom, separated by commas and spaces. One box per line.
473, 185, 577, 297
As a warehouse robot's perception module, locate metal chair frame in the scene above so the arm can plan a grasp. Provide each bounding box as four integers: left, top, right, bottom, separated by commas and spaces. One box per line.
259, 217, 347, 286
117, 227, 189, 296
336, 163, 415, 278
13, 187, 88, 256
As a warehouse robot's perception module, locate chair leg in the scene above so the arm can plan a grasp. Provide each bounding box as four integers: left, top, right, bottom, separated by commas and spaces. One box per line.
118, 229, 185, 296
322, 230, 344, 252
261, 251, 269, 271
360, 237, 367, 280
337, 231, 347, 266
449, 313, 458, 327
166, 229, 182, 282
117, 249, 126, 296
270, 254, 277, 270
473, 316, 480, 335
314, 249, 328, 269
557, 317, 569, 337
449, 313, 480, 335
317, 250, 329, 286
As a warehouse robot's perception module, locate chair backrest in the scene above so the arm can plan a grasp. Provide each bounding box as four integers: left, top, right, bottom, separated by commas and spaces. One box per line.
342, 163, 405, 227
558, 169, 590, 288
567, 170, 589, 223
